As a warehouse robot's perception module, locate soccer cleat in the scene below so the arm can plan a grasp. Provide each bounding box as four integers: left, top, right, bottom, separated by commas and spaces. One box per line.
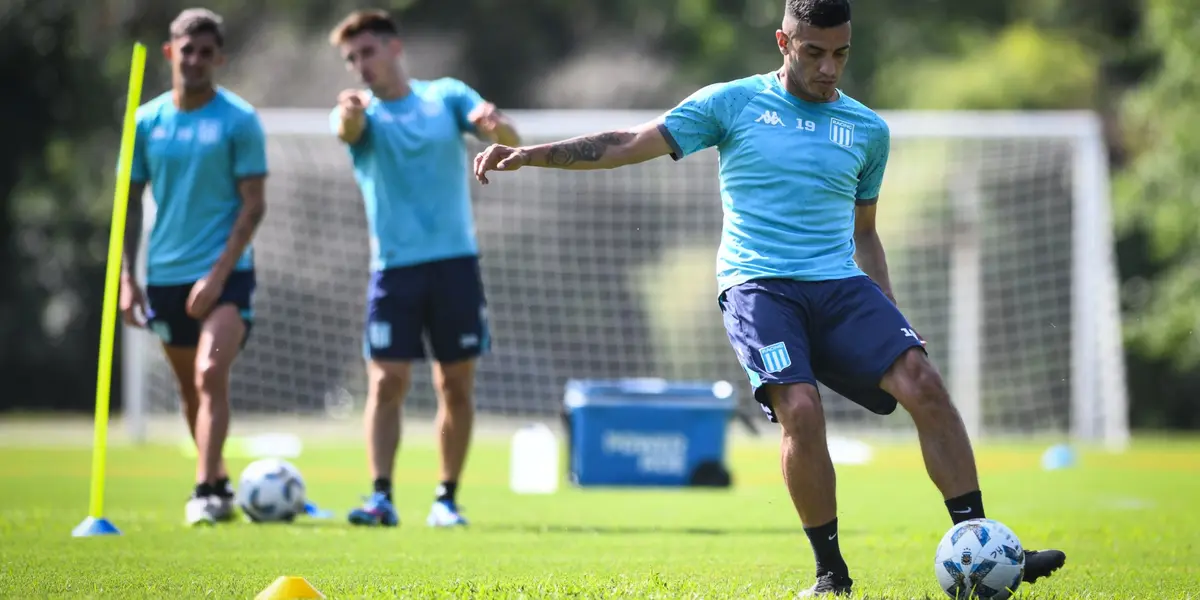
797, 571, 853, 597
347, 492, 399, 527
1022, 549, 1067, 583
210, 494, 236, 522
210, 480, 236, 522
426, 499, 468, 527
185, 495, 218, 526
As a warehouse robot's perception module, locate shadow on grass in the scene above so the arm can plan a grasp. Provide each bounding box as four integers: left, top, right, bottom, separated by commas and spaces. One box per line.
476, 523, 818, 536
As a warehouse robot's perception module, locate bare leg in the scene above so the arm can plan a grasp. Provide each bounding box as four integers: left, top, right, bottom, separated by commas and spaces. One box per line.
431, 358, 476, 486
882, 346, 1068, 582
768, 383, 851, 593
770, 383, 838, 527
365, 360, 411, 485
162, 345, 228, 481
880, 348, 979, 501
193, 305, 245, 486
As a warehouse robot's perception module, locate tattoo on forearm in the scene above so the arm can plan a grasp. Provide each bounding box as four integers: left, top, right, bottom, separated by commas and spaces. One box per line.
543, 131, 634, 166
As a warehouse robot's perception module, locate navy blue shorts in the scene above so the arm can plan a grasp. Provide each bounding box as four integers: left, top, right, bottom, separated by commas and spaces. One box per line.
364, 256, 490, 363
719, 275, 926, 422
145, 270, 256, 348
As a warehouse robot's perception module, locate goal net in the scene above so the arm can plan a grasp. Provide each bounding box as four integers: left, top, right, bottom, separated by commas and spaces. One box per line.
121, 109, 1128, 447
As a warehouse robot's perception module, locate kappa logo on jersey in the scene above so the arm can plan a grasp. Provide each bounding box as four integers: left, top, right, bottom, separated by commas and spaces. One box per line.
829, 117, 855, 148
758, 341, 792, 373
754, 110, 785, 127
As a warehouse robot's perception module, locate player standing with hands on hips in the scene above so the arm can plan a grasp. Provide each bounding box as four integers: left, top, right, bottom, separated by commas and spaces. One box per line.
327, 9, 520, 528
118, 8, 268, 526
474, 0, 1065, 595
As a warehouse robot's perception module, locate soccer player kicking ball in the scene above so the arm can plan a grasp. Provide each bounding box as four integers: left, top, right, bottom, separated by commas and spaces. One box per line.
327, 9, 520, 529
474, 0, 1066, 595
119, 9, 268, 526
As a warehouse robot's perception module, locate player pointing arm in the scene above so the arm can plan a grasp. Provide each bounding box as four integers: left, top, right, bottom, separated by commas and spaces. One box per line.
327, 9, 518, 530
475, 0, 1065, 596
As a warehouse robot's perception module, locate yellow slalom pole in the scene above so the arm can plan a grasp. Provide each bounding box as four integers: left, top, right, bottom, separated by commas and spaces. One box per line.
74, 42, 146, 537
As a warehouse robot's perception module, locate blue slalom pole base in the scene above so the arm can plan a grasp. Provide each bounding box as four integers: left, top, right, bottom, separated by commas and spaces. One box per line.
303, 501, 333, 519
72, 516, 122, 537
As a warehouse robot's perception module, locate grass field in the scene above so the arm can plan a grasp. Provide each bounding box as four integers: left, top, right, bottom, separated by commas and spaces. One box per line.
1, 422, 1197, 599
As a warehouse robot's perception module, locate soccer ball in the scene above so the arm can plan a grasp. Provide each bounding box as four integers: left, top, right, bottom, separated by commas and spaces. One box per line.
236, 458, 306, 523
934, 518, 1025, 599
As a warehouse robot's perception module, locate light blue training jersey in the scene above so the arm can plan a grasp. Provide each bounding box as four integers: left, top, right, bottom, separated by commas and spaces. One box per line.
130, 88, 267, 285
330, 78, 486, 272
657, 72, 891, 293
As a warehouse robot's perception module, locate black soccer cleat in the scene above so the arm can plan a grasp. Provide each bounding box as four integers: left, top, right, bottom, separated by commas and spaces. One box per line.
798, 571, 853, 597
1022, 549, 1067, 583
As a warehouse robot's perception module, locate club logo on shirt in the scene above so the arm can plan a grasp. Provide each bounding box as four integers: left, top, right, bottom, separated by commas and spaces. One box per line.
197, 120, 222, 144
829, 118, 855, 148
758, 342, 792, 373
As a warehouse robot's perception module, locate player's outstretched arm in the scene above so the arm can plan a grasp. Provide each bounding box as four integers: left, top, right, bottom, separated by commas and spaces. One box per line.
473, 120, 671, 184
467, 102, 520, 147
336, 89, 369, 145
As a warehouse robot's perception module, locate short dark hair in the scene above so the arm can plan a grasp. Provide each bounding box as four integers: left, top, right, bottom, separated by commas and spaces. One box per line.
785, 0, 851, 28
329, 9, 399, 46
170, 8, 225, 46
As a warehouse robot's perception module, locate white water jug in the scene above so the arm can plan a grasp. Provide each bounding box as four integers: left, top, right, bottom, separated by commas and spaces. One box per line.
509, 423, 560, 494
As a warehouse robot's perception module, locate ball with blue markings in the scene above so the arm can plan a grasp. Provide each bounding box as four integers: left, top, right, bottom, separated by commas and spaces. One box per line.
934, 518, 1025, 599
235, 458, 306, 523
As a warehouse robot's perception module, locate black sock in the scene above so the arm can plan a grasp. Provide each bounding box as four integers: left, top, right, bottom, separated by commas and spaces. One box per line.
803, 518, 849, 579
193, 482, 214, 498
436, 481, 458, 504
214, 476, 232, 498
945, 490, 986, 524
373, 478, 392, 501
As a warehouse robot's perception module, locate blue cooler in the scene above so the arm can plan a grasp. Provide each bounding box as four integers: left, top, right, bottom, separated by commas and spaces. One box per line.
563, 378, 736, 487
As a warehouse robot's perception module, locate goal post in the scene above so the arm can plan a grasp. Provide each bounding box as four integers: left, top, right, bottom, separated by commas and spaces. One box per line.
121, 108, 1129, 449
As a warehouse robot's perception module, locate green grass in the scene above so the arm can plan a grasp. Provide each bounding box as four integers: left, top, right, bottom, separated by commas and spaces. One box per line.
1, 430, 1198, 599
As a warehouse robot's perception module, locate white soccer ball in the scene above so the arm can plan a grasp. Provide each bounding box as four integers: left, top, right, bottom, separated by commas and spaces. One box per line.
934, 518, 1025, 599
236, 458, 306, 523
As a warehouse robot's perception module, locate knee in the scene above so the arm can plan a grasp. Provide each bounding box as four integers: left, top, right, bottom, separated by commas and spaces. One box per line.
435, 369, 474, 410
194, 359, 229, 397
369, 363, 411, 402
770, 384, 824, 438
887, 350, 951, 413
